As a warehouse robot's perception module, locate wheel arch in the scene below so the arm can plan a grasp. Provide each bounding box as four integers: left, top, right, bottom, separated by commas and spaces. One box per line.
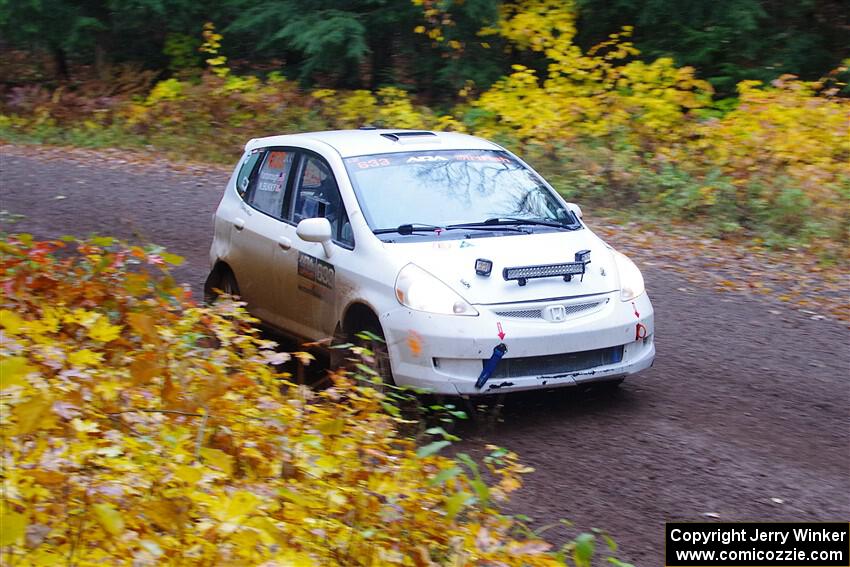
204, 260, 236, 303
341, 301, 384, 338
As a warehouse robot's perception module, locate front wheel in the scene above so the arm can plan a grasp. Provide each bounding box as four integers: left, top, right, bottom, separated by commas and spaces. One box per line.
352, 325, 395, 390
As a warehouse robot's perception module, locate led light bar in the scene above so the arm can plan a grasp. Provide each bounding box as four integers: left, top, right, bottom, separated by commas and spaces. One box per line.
575, 249, 591, 264
503, 251, 591, 286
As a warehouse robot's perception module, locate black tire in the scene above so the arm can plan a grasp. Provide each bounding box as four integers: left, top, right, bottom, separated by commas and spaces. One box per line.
205, 267, 240, 304
353, 323, 395, 389
219, 270, 239, 297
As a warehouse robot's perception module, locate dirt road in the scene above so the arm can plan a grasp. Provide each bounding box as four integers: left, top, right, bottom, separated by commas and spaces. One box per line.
2, 146, 848, 565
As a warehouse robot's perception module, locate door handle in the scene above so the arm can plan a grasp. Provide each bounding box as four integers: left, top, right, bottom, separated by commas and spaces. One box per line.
233, 217, 246, 231
277, 236, 292, 250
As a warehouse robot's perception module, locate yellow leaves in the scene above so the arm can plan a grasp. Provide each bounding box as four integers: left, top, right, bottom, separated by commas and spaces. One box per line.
71, 418, 100, 433
68, 349, 103, 367
376, 87, 430, 129
87, 316, 123, 343
11, 394, 54, 434
92, 503, 125, 537
292, 351, 315, 366
93, 379, 123, 402
0, 509, 26, 546
312, 455, 341, 476
31, 469, 67, 486
215, 490, 261, 523
698, 185, 718, 206
28, 306, 62, 335
317, 418, 344, 436
0, 309, 25, 334
244, 516, 285, 545
143, 499, 189, 533
128, 312, 160, 345
174, 464, 203, 484
129, 354, 161, 385
200, 447, 234, 476
66, 307, 98, 327
0, 235, 567, 566
0, 356, 34, 389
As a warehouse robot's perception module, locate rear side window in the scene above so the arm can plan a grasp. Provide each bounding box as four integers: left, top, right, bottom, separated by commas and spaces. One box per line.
235, 151, 261, 198
248, 150, 294, 218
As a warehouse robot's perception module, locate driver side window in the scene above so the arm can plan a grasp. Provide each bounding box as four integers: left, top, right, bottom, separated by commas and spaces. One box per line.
292, 156, 353, 247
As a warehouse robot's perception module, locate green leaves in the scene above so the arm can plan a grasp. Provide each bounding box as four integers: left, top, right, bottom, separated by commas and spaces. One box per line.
416, 440, 451, 458
429, 466, 462, 486
573, 532, 596, 567
445, 491, 474, 521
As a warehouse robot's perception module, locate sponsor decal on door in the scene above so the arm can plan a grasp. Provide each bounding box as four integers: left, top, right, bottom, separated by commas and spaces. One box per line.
297, 252, 335, 299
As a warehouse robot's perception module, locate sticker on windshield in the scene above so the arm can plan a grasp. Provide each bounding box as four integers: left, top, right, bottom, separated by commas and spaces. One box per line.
406, 155, 448, 163
453, 154, 510, 163
297, 252, 335, 299
345, 150, 516, 172
354, 158, 391, 169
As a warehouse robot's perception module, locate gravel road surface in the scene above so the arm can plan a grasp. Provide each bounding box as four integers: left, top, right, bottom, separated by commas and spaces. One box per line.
2, 146, 848, 565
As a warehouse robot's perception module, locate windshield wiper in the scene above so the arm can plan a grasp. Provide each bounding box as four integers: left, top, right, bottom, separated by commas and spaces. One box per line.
460, 217, 582, 230
373, 223, 442, 235
374, 222, 525, 235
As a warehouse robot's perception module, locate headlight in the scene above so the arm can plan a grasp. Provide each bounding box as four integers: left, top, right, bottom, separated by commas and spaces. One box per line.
395, 263, 478, 316
612, 250, 645, 301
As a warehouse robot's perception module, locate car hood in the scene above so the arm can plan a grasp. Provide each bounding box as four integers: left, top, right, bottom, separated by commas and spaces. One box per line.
383, 229, 619, 305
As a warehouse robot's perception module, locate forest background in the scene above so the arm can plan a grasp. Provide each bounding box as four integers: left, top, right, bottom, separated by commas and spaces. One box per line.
1, 0, 848, 255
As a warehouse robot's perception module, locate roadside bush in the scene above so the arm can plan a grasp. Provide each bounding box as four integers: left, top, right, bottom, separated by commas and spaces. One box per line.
0, 235, 629, 566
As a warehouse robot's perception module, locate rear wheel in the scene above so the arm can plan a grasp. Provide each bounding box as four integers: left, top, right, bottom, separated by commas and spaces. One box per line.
219, 270, 239, 297
204, 265, 240, 304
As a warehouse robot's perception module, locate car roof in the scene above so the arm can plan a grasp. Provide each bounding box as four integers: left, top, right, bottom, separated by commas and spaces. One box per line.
245, 129, 502, 158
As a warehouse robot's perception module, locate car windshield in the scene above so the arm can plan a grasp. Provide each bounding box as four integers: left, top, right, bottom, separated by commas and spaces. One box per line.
343, 150, 577, 236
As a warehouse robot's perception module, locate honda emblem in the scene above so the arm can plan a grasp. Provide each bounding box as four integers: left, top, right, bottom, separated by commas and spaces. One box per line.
545, 305, 567, 322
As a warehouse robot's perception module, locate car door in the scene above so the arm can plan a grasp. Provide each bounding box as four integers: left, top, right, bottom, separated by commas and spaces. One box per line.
281, 152, 356, 340
226, 148, 297, 329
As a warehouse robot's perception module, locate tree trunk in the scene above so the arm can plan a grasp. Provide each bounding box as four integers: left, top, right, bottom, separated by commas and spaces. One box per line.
52, 46, 69, 80
95, 43, 108, 79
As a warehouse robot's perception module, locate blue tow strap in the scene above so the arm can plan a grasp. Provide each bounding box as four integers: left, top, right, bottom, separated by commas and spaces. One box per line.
475, 343, 508, 389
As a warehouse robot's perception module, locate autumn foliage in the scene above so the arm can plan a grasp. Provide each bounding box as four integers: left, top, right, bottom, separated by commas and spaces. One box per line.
1, 2, 848, 251
0, 235, 633, 566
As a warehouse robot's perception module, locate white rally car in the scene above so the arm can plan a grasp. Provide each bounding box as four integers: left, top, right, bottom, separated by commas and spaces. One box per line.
206, 129, 655, 395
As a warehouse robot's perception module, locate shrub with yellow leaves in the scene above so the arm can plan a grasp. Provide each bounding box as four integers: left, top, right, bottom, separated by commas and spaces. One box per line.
0, 235, 628, 566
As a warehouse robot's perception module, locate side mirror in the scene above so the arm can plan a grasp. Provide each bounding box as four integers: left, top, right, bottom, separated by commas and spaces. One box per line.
566, 202, 583, 219
296, 217, 334, 257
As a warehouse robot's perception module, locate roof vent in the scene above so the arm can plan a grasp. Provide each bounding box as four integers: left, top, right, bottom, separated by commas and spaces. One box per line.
359, 124, 377, 130
380, 131, 438, 143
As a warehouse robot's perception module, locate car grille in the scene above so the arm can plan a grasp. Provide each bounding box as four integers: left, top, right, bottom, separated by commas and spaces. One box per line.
492, 300, 601, 320
486, 345, 624, 379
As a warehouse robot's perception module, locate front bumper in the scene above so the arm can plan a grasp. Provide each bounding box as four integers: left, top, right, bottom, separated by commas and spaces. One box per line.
381, 291, 655, 395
